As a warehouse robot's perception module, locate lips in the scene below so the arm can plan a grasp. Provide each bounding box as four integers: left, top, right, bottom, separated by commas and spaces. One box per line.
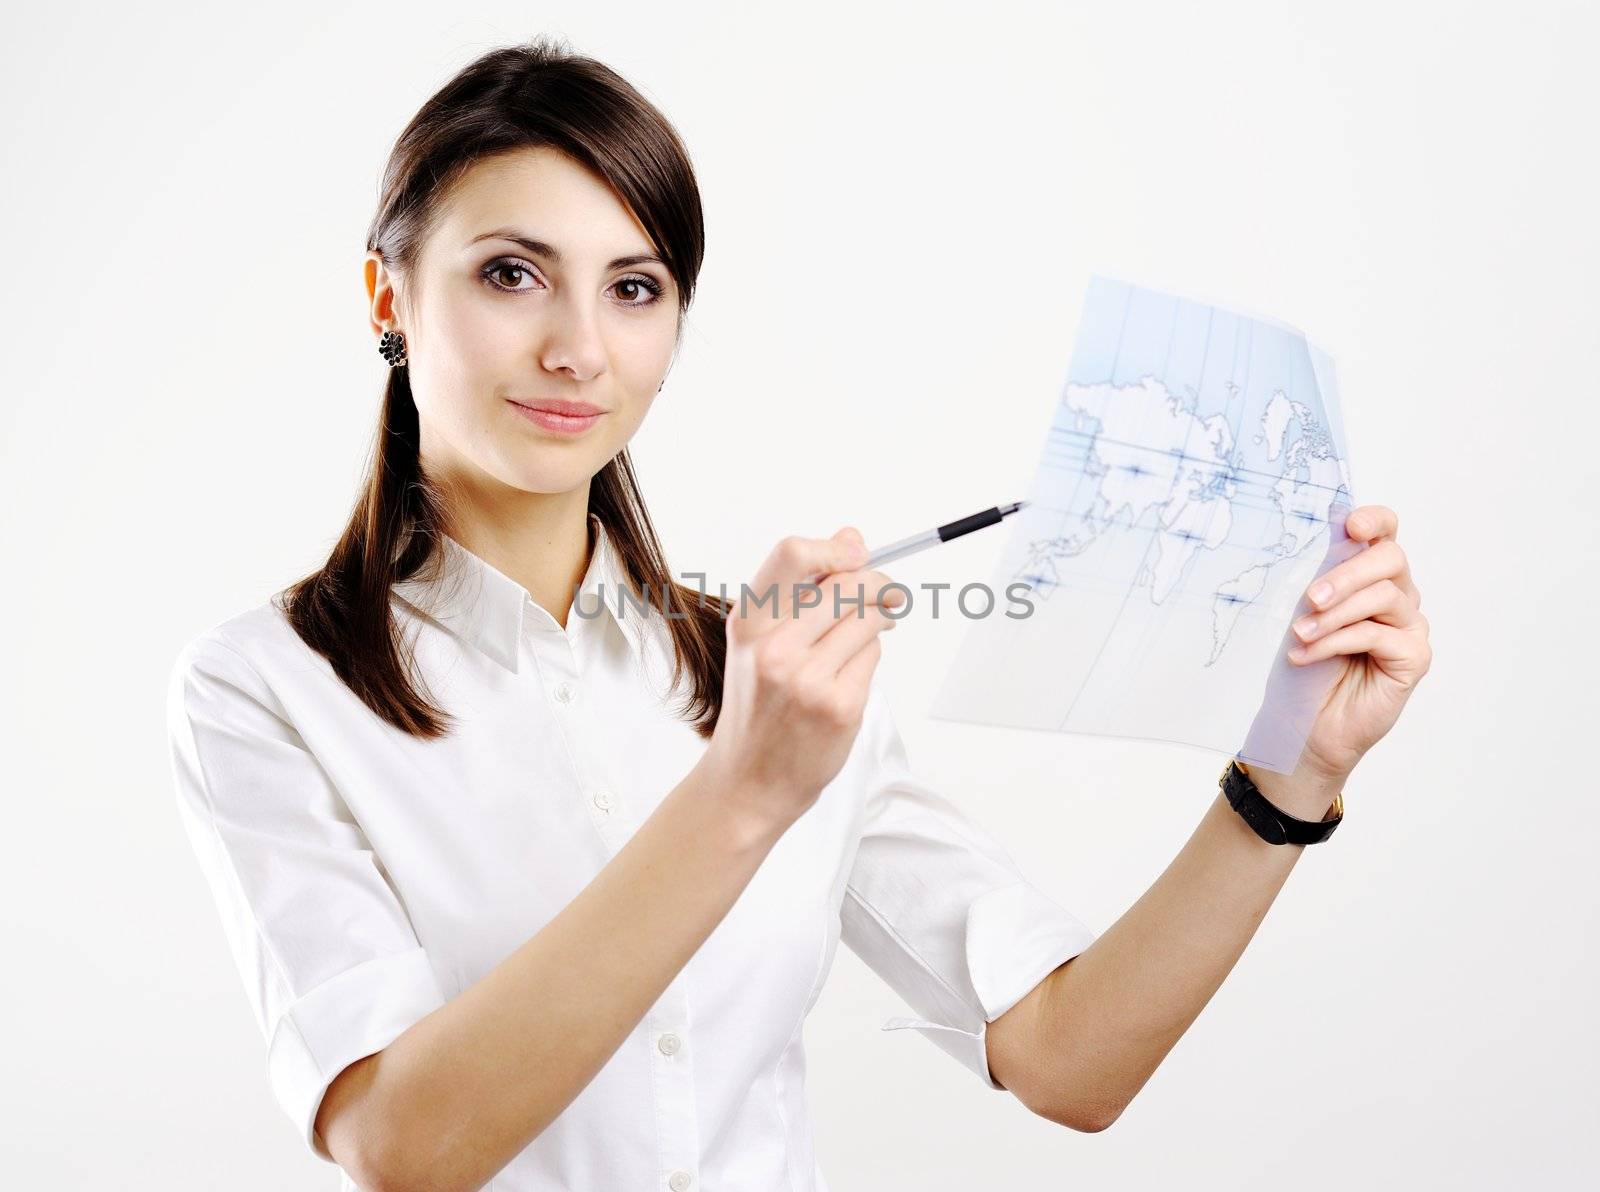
506, 397, 607, 436
508, 398, 605, 417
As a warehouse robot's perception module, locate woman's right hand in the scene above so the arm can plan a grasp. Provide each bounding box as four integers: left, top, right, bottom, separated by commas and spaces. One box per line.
700, 526, 905, 838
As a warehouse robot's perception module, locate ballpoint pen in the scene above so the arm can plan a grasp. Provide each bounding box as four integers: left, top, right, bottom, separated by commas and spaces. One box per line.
804, 500, 1029, 584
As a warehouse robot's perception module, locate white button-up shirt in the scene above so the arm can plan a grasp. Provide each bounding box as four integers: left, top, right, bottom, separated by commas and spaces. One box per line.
166, 514, 1099, 1191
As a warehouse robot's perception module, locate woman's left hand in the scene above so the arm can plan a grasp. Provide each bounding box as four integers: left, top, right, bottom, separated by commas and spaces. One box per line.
1284, 504, 1432, 782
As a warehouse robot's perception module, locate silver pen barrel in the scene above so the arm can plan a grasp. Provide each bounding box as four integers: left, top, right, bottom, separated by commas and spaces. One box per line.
863, 529, 942, 570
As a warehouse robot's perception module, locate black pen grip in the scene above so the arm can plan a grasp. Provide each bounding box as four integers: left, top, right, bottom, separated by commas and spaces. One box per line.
936, 506, 1003, 542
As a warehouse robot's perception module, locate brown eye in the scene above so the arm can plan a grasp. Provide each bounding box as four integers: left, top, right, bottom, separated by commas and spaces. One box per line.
479, 258, 540, 292
612, 274, 665, 307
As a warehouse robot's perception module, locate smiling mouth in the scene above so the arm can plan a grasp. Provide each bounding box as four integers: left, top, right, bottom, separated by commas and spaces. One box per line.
506, 399, 605, 435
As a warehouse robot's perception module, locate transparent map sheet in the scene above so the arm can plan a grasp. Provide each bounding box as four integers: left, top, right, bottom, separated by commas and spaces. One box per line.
930, 276, 1361, 774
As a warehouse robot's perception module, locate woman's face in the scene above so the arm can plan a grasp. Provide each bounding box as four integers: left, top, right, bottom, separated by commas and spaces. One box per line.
368, 145, 680, 502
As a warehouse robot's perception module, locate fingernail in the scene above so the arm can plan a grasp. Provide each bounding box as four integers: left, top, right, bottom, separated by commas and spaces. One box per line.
1309, 581, 1333, 605
1294, 616, 1317, 639
1288, 644, 1308, 662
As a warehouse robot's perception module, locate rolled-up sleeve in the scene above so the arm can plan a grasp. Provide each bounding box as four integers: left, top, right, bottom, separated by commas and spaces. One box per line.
839, 680, 1099, 1090
166, 633, 448, 1162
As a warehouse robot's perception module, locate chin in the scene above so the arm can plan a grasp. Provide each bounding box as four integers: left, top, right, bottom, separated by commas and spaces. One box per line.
492, 452, 608, 497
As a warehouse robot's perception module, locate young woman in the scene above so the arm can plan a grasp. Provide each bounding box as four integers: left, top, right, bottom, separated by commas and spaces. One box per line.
167, 37, 1432, 1192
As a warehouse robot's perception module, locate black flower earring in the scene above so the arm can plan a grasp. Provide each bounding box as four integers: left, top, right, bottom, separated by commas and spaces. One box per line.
378, 329, 408, 368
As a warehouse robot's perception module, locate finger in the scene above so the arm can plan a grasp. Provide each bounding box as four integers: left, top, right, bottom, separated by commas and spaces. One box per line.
1287, 618, 1429, 673
1343, 505, 1398, 544
744, 530, 869, 619
832, 632, 883, 705
804, 598, 898, 677
1305, 539, 1418, 613
1340, 505, 1421, 608
1292, 578, 1423, 645
784, 569, 904, 647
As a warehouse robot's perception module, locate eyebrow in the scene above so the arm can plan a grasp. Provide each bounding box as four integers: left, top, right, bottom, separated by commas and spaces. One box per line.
467, 227, 665, 272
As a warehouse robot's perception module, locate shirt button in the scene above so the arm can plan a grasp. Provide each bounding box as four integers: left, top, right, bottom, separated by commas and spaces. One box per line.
657, 1031, 681, 1056
553, 681, 575, 704
667, 1173, 691, 1192
592, 790, 614, 813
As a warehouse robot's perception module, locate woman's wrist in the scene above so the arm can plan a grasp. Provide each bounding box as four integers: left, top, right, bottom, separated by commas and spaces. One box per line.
688, 747, 805, 854
1240, 758, 1347, 822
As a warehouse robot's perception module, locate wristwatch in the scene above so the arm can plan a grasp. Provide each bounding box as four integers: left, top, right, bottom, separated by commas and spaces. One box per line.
1219, 759, 1343, 845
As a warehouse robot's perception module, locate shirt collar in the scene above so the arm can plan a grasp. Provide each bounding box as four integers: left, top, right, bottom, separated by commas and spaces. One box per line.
391, 512, 649, 674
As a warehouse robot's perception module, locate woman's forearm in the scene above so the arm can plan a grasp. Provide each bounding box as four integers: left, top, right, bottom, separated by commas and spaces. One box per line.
316, 753, 791, 1192
987, 762, 1344, 1131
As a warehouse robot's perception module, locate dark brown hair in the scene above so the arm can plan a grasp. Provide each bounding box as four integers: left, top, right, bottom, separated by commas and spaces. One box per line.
277, 36, 730, 739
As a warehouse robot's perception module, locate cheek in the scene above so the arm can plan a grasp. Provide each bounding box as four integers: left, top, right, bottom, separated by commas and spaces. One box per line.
609, 336, 673, 432
615, 320, 678, 391
611, 391, 659, 443
411, 298, 522, 421
432, 294, 522, 378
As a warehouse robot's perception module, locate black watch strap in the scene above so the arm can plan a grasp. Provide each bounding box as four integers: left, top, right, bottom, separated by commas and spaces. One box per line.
1220, 760, 1343, 845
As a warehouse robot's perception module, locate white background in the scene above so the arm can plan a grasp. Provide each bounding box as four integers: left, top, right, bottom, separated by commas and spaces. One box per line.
4, 1, 1596, 1187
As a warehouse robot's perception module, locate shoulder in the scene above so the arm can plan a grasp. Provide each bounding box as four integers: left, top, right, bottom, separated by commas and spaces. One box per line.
166, 593, 315, 717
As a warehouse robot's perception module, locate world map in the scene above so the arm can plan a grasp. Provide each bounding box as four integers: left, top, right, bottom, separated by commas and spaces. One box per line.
1016, 377, 1350, 666
931, 277, 1360, 773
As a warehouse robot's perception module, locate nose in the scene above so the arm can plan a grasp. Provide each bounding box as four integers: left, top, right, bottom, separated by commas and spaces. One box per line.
537, 288, 608, 382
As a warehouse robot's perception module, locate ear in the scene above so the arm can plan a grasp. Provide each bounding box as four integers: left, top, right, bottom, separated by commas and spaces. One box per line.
364, 252, 400, 335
